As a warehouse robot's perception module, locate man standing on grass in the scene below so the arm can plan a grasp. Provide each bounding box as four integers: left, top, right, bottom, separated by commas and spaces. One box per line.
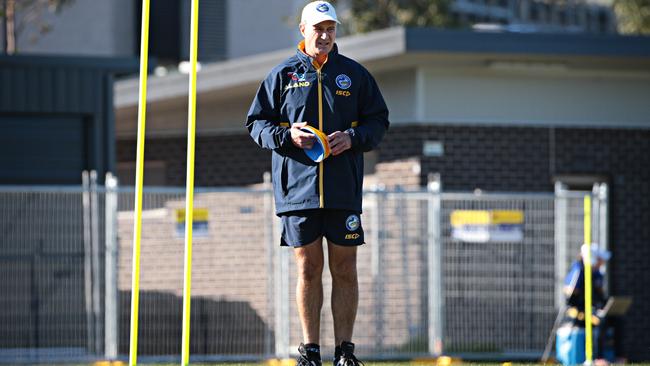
246, 1, 389, 365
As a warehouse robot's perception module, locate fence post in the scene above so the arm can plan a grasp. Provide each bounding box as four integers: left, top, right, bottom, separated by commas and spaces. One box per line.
104, 172, 119, 360
554, 181, 568, 310
271, 171, 290, 359
371, 185, 385, 352
596, 183, 609, 292
427, 173, 443, 356
275, 238, 290, 359
397, 186, 414, 337
598, 183, 608, 253
82, 171, 94, 353
263, 172, 276, 358
89, 170, 103, 354
592, 184, 601, 247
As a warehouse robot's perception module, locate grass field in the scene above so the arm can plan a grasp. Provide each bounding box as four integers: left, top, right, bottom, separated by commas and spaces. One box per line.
32, 362, 650, 366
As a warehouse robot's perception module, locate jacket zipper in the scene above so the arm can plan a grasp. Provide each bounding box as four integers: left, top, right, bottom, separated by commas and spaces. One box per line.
316, 68, 324, 208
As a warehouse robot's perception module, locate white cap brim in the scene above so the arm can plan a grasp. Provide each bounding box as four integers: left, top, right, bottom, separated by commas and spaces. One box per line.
581, 244, 611, 261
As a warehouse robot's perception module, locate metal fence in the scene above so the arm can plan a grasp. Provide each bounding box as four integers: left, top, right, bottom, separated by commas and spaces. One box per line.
0, 173, 609, 363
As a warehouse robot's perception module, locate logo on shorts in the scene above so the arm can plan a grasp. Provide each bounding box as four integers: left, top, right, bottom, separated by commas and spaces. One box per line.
336, 74, 352, 90
345, 214, 360, 231
345, 233, 360, 240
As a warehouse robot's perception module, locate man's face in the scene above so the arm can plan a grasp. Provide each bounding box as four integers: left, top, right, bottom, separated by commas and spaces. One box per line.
300, 20, 336, 59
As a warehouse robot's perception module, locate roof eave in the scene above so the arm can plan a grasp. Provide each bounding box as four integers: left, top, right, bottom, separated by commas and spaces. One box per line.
114, 26, 650, 109
114, 27, 407, 108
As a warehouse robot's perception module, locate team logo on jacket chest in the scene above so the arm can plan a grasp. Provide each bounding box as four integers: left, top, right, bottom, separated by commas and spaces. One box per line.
285, 72, 310, 90
335, 74, 352, 90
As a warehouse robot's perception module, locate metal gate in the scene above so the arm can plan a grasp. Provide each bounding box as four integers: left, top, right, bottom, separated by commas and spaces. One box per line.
0, 174, 609, 363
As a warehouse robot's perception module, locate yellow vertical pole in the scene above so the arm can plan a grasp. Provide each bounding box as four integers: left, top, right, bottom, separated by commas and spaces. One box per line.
584, 195, 593, 363
129, 1, 150, 365
181, 0, 200, 365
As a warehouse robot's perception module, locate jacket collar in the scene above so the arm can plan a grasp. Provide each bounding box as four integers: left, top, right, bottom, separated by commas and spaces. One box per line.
296, 40, 338, 70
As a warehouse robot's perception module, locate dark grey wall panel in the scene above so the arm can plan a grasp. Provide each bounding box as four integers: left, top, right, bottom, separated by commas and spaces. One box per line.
0, 116, 86, 184
180, 0, 227, 62
1, 67, 95, 114
0, 55, 138, 184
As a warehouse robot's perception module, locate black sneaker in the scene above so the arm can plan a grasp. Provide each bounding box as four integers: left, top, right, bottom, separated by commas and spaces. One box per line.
297, 343, 322, 366
333, 341, 364, 366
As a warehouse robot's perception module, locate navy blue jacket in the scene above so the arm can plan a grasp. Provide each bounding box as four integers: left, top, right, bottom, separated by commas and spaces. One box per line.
564, 260, 607, 310
247, 43, 389, 214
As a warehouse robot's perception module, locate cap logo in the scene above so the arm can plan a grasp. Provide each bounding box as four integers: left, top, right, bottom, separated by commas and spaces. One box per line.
336, 74, 351, 90
346, 215, 360, 231
316, 3, 329, 12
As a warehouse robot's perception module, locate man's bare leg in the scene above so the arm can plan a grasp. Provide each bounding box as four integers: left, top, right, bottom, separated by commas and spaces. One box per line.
294, 237, 324, 344
327, 241, 358, 346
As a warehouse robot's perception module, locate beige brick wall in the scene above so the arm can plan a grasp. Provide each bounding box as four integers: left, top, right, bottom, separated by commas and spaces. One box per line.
118, 191, 275, 324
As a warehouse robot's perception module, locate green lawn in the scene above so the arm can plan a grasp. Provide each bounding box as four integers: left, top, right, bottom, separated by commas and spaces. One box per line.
30, 363, 650, 366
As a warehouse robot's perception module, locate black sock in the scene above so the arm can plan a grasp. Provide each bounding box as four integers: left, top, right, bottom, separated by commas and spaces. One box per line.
334, 346, 342, 359
340, 341, 355, 356
304, 343, 321, 359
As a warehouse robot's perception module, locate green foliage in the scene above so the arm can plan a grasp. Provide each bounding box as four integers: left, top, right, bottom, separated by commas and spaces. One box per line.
293, 0, 457, 36
614, 0, 650, 35
346, 0, 457, 33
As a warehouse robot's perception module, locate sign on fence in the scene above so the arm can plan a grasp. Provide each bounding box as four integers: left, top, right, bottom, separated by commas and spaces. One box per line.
175, 208, 210, 237
450, 209, 524, 243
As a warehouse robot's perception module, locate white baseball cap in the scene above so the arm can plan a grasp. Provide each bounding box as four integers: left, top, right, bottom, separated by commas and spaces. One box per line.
581, 244, 611, 264
301, 1, 340, 26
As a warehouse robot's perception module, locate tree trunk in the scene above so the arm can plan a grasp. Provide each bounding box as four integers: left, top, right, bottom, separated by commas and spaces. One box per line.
6, 0, 15, 54
2, 0, 6, 53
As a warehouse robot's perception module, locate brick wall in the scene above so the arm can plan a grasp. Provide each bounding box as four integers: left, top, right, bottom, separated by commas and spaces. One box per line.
379, 125, 552, 191
117, 134, 271, 187
553, 128, 650, 360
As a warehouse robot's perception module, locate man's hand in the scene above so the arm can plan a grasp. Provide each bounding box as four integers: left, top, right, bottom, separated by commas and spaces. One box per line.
290, 122, 315, 149
328, 130, 351, 156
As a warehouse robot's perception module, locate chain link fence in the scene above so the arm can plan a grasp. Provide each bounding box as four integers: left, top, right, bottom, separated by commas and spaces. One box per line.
0, 173, 608, 363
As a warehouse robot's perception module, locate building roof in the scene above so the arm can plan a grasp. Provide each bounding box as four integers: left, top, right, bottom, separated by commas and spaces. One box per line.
0, 54, 139, 72
405, 27, 650, 57
115, 27, 650, 109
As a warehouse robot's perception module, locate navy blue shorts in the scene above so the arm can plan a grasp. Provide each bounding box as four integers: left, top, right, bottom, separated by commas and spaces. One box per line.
280, 209, 365, 247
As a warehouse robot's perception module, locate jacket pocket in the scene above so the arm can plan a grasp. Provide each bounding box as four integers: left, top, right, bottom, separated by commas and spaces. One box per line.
281, 156, 289, 196
347, 153, 360, 195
